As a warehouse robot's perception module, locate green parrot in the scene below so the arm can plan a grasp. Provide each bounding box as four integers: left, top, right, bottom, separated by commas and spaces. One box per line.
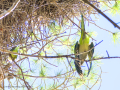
9, 46, 19, 61
74, 14, 94, 76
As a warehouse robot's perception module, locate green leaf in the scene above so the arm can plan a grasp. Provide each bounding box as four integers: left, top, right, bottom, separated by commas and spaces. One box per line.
112, 32, 120, 44
55, 70, 63, 76
39, 66, 46, 77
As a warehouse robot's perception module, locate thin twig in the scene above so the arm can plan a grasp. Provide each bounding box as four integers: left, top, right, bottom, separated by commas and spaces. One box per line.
0, 40, 103, 59
0, 64, 4, 90
0, 0, 20, 20
89, 20, 113, 34
12, 60, 32, 90
106, 50, 110, 57
82, 0, 120, 29
65, 15, 96, 41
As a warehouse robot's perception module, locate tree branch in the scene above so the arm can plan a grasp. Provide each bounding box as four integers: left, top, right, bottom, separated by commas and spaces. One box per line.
0, 0, 20, 20
82, 0, 120, 30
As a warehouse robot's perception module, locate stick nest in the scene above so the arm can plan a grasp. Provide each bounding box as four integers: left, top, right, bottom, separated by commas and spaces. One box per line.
0, 0, 99, 65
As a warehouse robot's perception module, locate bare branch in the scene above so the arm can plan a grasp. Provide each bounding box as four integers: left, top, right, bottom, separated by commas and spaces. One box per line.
0, 0, 20, 20
82, 0, 120, 29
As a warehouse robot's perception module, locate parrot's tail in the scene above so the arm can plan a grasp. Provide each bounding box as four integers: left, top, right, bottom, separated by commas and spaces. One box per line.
74, 60, 83, 76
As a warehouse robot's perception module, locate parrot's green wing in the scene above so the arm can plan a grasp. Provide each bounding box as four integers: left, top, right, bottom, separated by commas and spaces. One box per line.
9, 46, 19, 61
74, 41, 83, 75
87, 42, 94, 76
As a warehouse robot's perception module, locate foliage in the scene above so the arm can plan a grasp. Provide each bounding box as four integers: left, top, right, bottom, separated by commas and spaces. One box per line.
112, 32, 120, 44
0, 0, 119, 90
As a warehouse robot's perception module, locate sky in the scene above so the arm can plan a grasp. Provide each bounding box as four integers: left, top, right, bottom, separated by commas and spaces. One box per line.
86, 11, 120, 90
4, 2, 120, 90
64, 10, 120, 90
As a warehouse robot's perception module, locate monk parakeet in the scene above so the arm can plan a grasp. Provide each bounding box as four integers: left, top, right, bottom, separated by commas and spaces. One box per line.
9, 46, 19, 61
74, 14, 94, 76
